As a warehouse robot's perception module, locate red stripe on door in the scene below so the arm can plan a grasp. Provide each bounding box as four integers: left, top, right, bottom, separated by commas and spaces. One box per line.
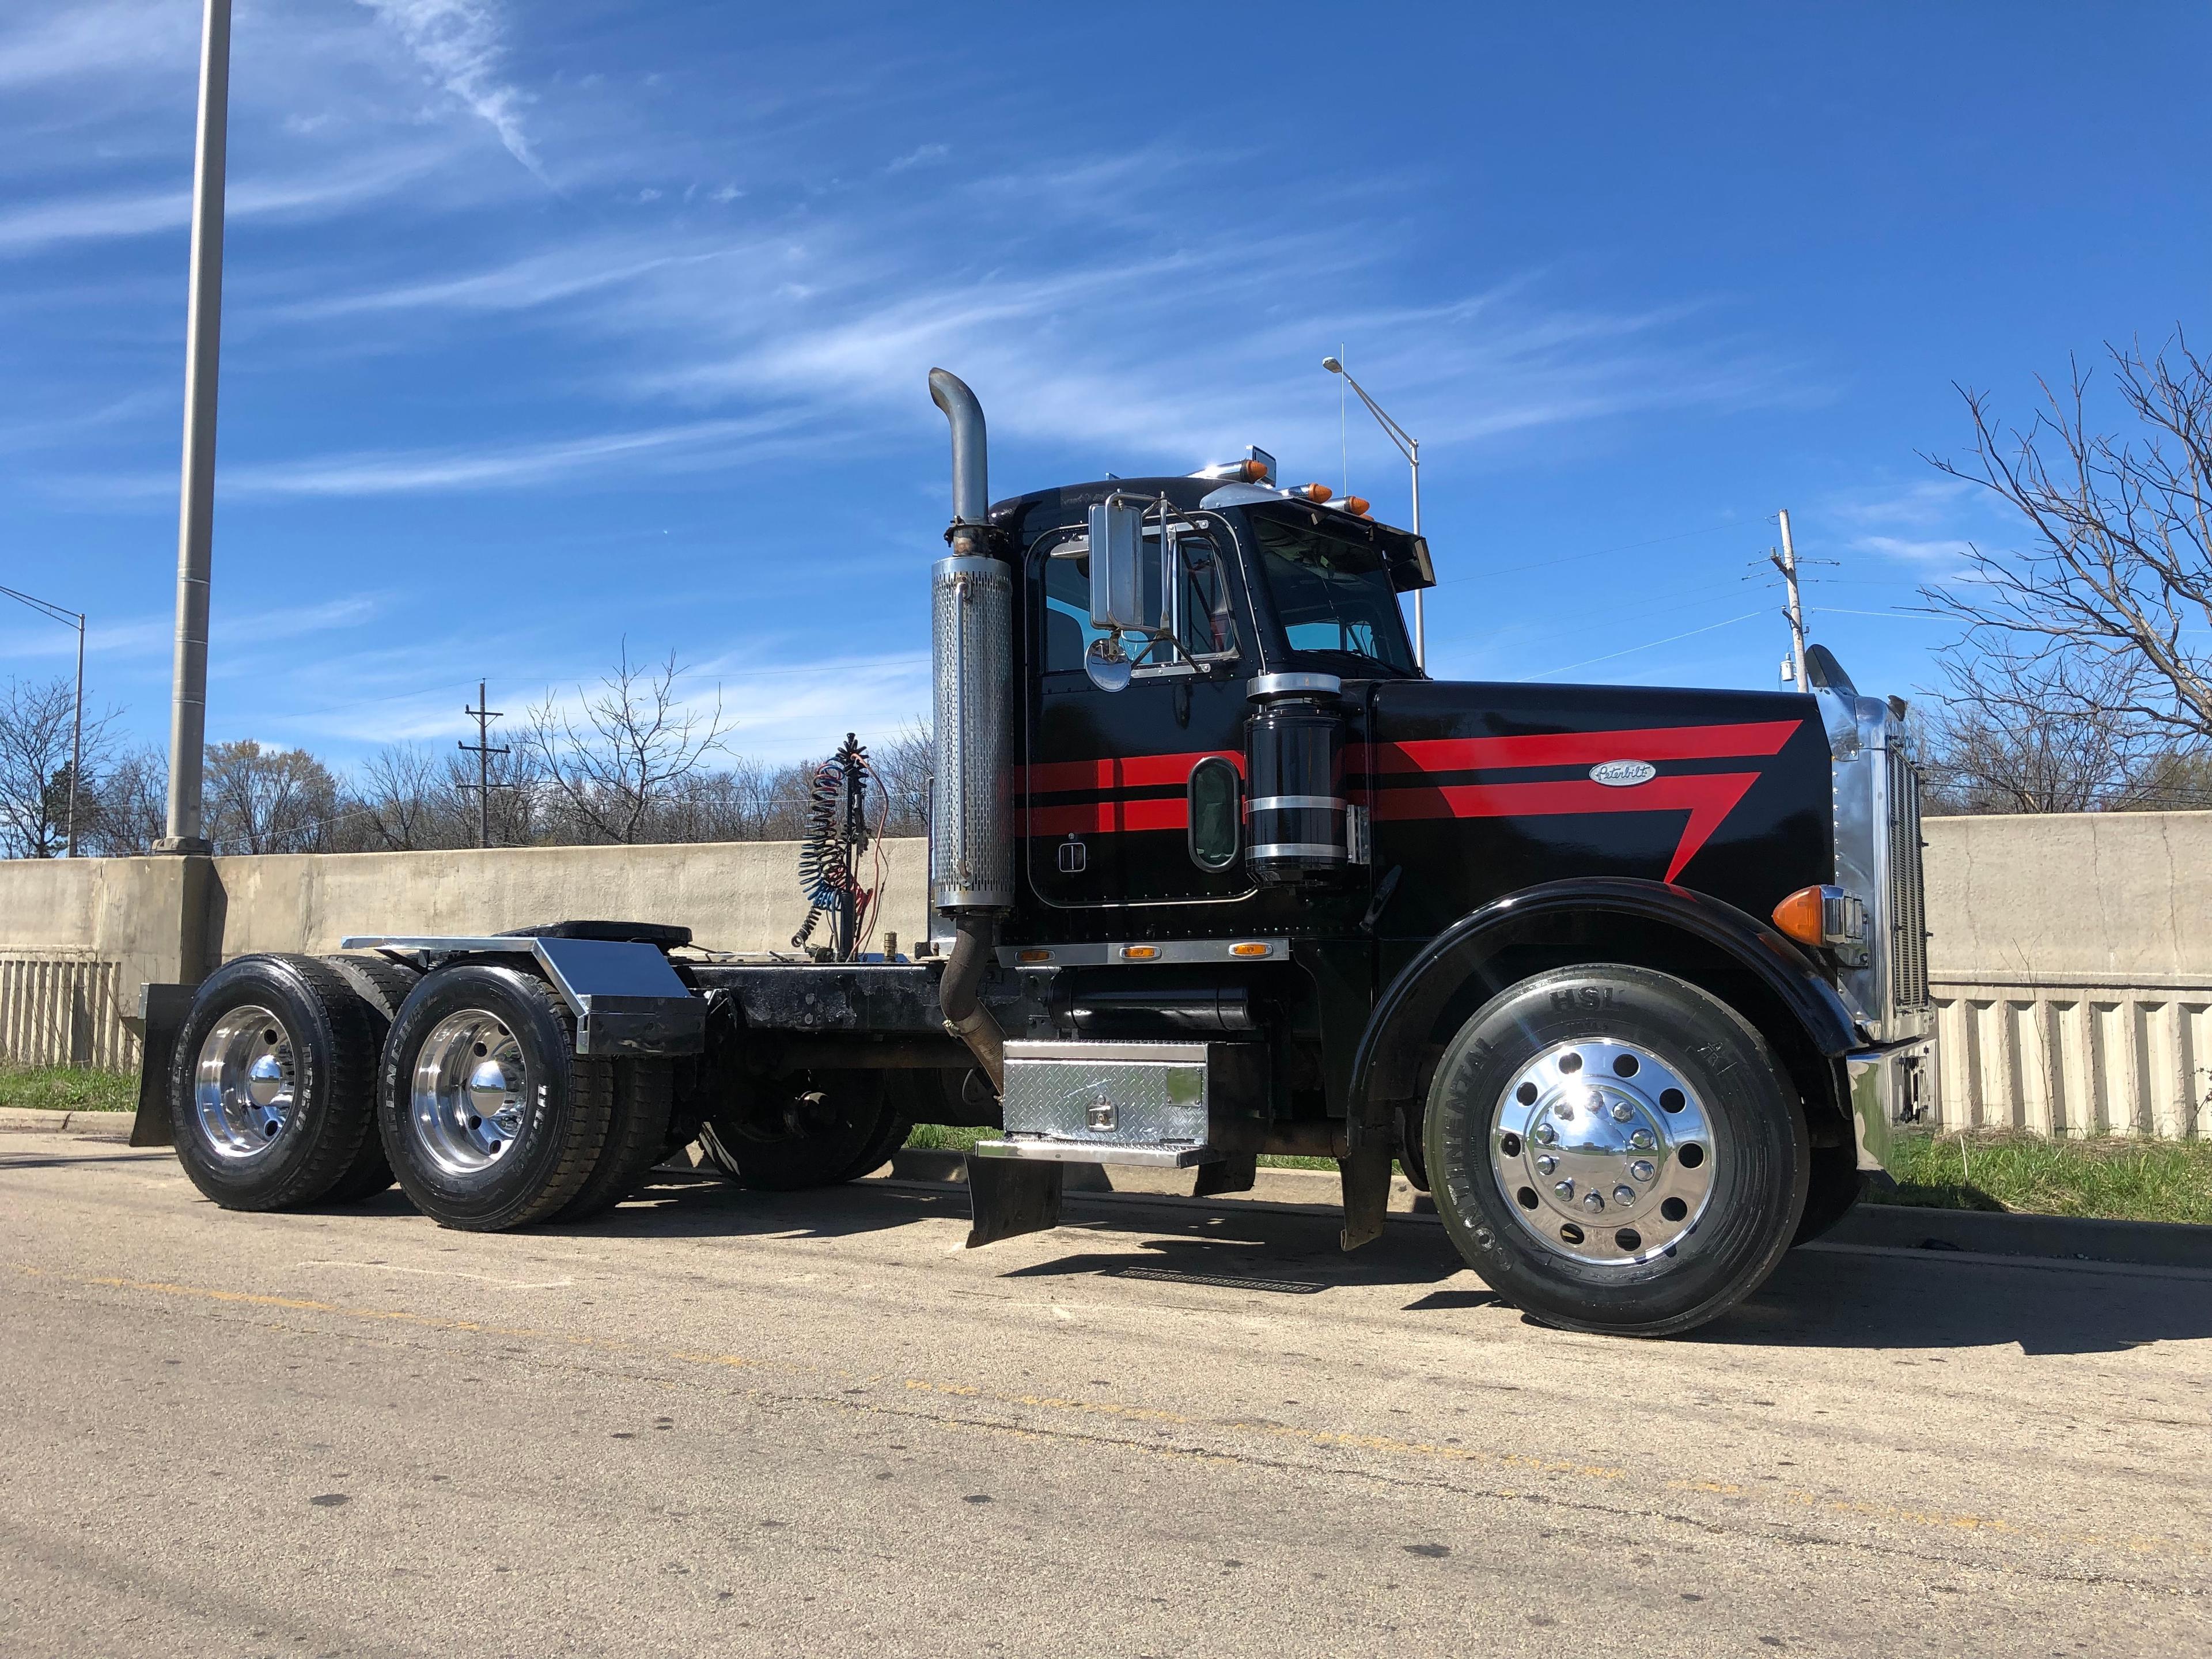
1020, 749, 1243, 796
1028, 797, 1190, 837
1370, 773, 1763, 883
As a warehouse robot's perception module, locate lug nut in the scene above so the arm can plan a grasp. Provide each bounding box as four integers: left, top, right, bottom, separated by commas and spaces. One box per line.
1613, 1184, 1637, 1206
1630, 1159, 1656, 1182
1610, 1101, 1633, 1122
1536, 1154, 1557, 1175
1556, 1102, 1573, 1121
1533, 1123, 1556, 1146
1554, 1179, 1575, 1199
1630, 1129, 1656, 1150
1582, 1191, 1605, 1213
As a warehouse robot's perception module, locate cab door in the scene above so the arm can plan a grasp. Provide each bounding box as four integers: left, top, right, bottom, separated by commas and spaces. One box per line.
1024, 520, 1259, 913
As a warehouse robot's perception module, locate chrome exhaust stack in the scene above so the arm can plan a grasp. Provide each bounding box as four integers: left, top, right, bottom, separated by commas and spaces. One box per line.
927, 369, 1012, 1094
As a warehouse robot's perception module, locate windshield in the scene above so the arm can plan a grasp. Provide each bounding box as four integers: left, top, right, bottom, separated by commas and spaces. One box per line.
1248, 510, 1416, 674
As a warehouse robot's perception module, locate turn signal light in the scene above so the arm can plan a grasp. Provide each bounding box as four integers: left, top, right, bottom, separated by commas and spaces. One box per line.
1120, 944, 1161, 960
1772, 885, 1866, 948
1298, 483, 1333, 502
1343, 496, 1370, 516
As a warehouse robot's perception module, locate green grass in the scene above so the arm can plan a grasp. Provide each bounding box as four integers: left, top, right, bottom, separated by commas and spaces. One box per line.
1876, 1131, 2212, 1226
0, 1063, 137, 1113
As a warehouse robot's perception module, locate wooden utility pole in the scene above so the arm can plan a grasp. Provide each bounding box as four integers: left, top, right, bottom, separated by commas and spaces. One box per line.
1771, 508, 1808, 690
457, 681, 510, 849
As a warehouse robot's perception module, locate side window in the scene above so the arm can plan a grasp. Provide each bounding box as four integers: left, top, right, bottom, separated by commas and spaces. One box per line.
1041, 543, 1111, 673
1187, 757, 1241, 870
1175, 536, 1240, 661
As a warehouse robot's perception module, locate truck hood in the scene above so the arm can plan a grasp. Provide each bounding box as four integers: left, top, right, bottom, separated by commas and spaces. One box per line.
1357, 677, 1834, 941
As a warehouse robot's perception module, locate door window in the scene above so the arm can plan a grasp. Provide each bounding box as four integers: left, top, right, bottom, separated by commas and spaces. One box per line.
1187, 757, 1241, 870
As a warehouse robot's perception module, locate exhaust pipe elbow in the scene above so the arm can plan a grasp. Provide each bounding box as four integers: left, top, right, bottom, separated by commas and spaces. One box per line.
929, 368, 989, 533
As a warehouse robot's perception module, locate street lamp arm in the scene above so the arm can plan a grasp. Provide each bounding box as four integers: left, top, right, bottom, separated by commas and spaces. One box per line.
1337, 369, 1417, 463
1, 582, 81, 628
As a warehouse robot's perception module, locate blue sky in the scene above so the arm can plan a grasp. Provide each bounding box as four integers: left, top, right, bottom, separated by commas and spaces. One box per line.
4, 2, 2209, 766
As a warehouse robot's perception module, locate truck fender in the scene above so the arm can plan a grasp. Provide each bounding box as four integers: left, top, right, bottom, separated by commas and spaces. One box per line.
1347, 875, 1858, 1162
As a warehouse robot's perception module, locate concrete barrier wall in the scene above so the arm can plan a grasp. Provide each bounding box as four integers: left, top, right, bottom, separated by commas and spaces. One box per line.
0, 839, 931, 1070
5, 812, 2209, 1138
1922, 810, 2212, 1139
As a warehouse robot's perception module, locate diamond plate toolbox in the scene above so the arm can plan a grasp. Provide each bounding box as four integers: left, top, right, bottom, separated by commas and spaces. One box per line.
1001, 1039, 1218, 1149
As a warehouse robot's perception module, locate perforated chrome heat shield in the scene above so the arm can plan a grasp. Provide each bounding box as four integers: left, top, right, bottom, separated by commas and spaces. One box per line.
930, 554, 1014, 911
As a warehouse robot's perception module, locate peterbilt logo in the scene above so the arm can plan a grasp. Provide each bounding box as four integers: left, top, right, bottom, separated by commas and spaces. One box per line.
1589, 759, 1658, 787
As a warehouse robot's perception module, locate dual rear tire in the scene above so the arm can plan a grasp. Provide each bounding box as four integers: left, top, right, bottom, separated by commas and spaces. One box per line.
171, 955, 675, 1230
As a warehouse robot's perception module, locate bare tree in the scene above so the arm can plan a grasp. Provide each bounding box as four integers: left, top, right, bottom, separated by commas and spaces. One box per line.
870, 719, 933, 837
521, 648, 733, 844
351, 743, 463, 851
1923, 334, 2212, 751
204, 740, 349, 854
86, 745, 168, 856
1918, 642, 2184, 813
0, 676, 118, 858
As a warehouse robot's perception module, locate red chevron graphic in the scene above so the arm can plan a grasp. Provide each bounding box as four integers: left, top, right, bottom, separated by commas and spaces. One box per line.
1360, 718, 1800, 882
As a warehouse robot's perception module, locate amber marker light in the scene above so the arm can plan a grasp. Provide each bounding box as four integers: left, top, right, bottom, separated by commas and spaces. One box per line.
1298, 483, 1333, 502
1017, 948, 1053, 964
1120, 944, 1161, 960
1236, 459, 1270, 482
1229, 942, 1271, 957
1772, 885, 1866, 948
1343, 496, 1370, 516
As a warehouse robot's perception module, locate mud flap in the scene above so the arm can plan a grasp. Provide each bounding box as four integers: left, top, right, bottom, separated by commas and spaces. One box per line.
127, 982, 192, 1149
1338, 1139, 1393, 1251
963, 1155, 1064, 1248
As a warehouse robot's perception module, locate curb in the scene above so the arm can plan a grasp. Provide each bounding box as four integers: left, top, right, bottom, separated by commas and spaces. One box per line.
0, 1109, 135, 1141
876, 1148, 2212, 1271
1821, 1202, 2212, 1271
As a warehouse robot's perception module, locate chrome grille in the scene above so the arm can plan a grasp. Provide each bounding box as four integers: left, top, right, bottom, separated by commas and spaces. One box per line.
1885, 747, 1929, 1012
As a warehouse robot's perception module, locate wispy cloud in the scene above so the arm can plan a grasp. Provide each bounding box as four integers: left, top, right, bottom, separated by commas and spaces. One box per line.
355, 0, 542, 178
0, 146, 450, 255
211, 414, 809, 498
887, 142, 948, 173
0, 2, 195, 93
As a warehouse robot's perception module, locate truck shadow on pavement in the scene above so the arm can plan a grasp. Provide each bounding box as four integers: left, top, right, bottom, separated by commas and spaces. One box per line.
576, 1173, 2212, 1358
1696, 1247, 2212, 1357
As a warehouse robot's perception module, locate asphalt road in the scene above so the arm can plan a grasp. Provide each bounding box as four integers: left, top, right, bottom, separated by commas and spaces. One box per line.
3, 1130, 2207, 1658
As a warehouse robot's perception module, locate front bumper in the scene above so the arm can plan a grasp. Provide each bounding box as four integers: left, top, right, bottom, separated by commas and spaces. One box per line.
1845, 1037, 1934, 1171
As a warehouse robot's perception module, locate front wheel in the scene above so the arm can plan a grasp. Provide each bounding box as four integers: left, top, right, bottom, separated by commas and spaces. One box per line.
1425, 964, 1808, 1338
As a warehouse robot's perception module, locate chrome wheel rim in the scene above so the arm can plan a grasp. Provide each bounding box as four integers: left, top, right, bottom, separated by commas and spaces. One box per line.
1490, 1037, 1716, 1264
193, 1004, 297, 1162
409, 1010, 527, 1179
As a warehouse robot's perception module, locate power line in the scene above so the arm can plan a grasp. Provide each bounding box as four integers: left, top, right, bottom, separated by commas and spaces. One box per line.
1527, 610, 1764, 680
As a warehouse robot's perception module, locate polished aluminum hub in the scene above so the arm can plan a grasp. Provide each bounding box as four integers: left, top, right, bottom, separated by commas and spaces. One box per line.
192, 1004, 296, 1162
1489, 1037, 1715, 1264
408, 1010, 526, 1179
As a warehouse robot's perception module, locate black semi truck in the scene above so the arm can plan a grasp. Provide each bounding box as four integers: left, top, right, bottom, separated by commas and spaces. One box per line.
134, 369, 1934, 1337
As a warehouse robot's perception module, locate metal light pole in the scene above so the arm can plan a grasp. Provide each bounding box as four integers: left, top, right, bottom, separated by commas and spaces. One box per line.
2, 584, 86, 855
158, 0, 232, 854
1323, 355, 1424, 668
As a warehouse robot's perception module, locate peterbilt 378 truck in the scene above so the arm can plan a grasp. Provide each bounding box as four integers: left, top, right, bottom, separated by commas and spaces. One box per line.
134, 369, 1934, 1338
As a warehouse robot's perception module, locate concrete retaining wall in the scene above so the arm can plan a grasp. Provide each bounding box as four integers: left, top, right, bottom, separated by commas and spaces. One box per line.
0, 839, 931, 1071
1922, 810, 2212, 1139
5, 810, 2210, 1138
